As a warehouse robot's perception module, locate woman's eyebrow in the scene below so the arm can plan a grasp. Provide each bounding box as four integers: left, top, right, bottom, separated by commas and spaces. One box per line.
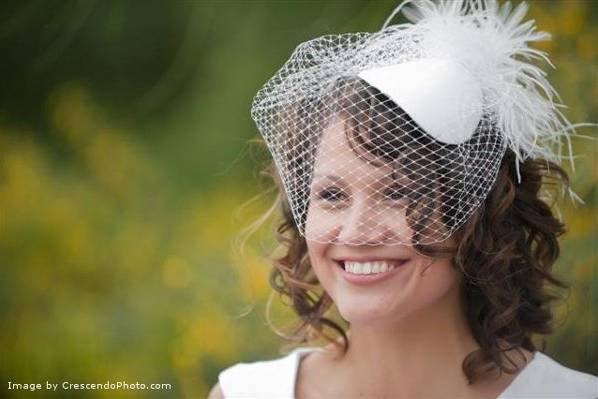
312, 173, 402, 186
312, 174, 344, 183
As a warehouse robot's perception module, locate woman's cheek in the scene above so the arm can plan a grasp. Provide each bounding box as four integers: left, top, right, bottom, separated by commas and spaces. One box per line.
307, 244, 334, 286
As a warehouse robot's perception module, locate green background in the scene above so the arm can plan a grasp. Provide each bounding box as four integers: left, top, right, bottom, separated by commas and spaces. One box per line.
1, 1, 596, 398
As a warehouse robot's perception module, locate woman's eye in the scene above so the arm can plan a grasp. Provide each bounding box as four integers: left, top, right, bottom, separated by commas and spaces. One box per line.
317, 187, 347, 202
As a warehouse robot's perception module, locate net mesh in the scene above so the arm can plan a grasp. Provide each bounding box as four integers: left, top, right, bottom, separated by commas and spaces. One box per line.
252, 30, 508, 246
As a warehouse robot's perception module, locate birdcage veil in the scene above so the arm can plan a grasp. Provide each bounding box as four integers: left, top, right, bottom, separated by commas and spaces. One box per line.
250, 0, 577, 246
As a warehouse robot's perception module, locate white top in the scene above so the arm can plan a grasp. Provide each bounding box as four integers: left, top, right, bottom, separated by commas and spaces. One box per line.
218, 346, 598, 398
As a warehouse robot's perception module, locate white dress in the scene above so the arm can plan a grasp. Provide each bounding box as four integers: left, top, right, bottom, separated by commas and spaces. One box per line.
218, 347, 598, 398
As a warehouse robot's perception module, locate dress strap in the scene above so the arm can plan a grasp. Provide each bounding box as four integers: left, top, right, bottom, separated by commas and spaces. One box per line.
218, 347, 319, 398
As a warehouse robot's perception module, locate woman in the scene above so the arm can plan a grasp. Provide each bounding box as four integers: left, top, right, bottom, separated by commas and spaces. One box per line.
210, 0, 598, 397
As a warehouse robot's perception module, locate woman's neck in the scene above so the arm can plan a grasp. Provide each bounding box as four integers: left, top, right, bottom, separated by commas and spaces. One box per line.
333, 285, 480, 397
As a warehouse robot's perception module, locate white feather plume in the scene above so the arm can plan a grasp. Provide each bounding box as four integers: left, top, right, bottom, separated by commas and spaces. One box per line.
382, 0, 577, 179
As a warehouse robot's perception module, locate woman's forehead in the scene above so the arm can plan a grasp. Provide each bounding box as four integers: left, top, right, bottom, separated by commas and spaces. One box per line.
313, 116, 396, 179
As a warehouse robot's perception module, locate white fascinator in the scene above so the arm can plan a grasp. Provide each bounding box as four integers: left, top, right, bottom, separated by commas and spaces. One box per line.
251, 0, 578, 246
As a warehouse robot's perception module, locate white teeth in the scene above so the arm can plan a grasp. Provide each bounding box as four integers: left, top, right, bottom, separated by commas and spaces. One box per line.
344, 261, 396, 275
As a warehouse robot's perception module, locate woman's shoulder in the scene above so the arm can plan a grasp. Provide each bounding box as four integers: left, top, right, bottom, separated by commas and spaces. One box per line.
499, 351, 598, 398
217, 347, 319, 399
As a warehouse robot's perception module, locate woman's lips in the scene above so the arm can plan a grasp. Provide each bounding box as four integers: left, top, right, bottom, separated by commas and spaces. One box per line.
333, 259, 410, 286
334, 258, 409, 268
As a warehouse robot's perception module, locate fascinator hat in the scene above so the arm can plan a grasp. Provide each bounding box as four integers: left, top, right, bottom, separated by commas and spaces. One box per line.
250, 0, 579, 246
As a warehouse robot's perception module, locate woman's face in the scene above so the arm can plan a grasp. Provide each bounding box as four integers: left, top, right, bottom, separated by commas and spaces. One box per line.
305, 117, 461, 326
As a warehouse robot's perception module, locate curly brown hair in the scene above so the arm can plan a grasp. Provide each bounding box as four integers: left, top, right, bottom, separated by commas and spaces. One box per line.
249, 78, 572, 385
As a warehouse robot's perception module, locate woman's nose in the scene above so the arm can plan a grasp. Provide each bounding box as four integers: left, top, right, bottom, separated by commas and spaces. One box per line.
336, 198, 390, 245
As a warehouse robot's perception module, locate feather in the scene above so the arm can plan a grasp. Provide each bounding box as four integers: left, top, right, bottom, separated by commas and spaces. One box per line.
380, 0, 579, 181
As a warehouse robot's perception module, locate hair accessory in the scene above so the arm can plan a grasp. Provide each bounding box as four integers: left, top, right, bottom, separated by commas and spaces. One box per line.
251, 0, 579, 246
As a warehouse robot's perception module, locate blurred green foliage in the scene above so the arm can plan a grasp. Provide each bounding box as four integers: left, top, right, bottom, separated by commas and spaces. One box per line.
0, 1, 596, 398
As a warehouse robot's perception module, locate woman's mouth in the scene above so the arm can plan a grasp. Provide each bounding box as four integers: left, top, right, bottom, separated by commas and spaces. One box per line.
334, 259, 410, 286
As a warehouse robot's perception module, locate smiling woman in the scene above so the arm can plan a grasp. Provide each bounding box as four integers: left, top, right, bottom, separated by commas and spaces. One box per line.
210, 0, 598, 398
